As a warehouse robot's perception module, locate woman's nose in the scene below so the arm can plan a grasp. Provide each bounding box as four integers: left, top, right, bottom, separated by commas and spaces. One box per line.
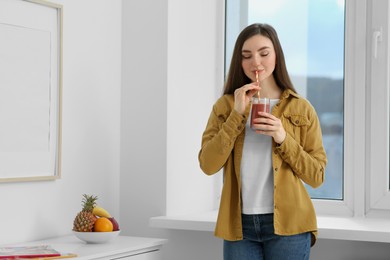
253, 54, 261, 66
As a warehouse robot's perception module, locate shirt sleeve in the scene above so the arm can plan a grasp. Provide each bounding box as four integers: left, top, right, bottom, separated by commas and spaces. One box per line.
198, 99, 247, 175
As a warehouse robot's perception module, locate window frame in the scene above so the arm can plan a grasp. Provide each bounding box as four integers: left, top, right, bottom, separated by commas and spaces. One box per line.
313, 0, 367, 217
367, 0, 390, 215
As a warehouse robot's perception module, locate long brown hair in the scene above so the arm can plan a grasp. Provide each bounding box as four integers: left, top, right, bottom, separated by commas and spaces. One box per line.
223, 23, 296, 95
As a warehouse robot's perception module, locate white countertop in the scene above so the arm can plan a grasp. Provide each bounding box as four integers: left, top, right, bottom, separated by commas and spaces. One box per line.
5, 235, 167, 259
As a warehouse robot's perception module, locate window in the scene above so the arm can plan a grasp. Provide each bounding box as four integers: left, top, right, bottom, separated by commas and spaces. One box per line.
225, 0, 345, 200
225, 0, 390, 214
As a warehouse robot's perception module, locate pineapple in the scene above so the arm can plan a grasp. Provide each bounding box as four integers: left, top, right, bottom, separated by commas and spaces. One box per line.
73, 194, 98, 232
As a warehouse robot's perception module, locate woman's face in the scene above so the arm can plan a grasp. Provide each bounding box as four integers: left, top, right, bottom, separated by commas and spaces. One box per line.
241, 34, 276, 83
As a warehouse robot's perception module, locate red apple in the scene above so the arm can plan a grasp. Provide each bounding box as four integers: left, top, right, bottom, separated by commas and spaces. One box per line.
108, 217, 120, 231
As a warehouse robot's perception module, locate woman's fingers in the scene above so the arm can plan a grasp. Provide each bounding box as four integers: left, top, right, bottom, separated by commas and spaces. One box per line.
234, 83, 261, 114
253, 112, 286, 143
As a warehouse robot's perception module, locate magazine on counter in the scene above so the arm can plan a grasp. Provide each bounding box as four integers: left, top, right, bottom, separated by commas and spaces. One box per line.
0, 245, 61, 259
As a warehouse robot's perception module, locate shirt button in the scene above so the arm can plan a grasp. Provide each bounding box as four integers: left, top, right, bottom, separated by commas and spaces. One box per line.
241, 120, 245, 124
237, 126, 242, 130
274, 168, 278, 172
295, 120, 299, 124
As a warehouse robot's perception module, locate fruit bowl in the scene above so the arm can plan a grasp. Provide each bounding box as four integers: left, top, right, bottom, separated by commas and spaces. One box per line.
73, 230, 120, 244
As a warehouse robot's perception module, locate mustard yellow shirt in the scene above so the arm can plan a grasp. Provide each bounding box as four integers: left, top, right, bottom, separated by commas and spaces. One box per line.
198, 89, 327, 245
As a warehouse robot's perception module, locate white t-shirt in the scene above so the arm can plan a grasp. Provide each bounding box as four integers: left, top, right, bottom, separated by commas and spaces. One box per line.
240, 99, 279, 214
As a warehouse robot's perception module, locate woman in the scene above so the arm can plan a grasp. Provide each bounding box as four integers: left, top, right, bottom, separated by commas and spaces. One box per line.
198, 23, 327, 259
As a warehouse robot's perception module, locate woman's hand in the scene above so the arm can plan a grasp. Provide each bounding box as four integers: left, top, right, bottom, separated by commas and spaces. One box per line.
252, 112, 286, 144
234, 83, 261, 115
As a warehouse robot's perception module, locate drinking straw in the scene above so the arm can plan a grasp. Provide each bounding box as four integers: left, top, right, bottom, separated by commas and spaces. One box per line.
256, 71, 260, 98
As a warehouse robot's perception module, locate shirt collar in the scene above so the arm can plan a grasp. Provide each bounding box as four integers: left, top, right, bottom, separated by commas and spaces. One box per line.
281, 89, 300, 99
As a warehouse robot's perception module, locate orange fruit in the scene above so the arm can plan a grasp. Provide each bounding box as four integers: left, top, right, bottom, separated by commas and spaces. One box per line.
93, 217, 113, 232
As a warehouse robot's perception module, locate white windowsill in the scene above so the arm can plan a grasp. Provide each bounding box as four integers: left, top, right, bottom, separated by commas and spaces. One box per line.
149, 211, 390, 243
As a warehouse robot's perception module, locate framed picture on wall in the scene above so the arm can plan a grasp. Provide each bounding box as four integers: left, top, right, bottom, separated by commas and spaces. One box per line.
0, 0, 63, 182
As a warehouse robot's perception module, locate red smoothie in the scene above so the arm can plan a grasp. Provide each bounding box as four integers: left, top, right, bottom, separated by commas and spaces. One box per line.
250, 103, 270, 129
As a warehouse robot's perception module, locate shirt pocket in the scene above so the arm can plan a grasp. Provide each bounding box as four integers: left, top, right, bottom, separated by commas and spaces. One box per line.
282, 114, 310, 144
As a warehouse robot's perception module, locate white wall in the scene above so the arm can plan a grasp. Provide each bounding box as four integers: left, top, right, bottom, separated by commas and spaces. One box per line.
120, 0, 168, 238
165, 0, 225, 216
0, 0, 122, 245
120, 0, 225, 259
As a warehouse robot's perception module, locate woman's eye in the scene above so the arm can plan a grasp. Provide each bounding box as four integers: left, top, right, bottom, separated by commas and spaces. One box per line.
242, 55, 251, 59
260, 52, 269, 57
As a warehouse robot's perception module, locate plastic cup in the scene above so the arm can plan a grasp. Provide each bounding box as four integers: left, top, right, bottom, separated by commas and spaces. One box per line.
250, 96, 270, 130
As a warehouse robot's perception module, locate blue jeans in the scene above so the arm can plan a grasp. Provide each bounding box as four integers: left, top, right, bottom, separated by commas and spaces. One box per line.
224, 214, 311, 260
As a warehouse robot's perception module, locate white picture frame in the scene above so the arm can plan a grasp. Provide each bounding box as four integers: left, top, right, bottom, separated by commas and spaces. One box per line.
0, 0, 63, 182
